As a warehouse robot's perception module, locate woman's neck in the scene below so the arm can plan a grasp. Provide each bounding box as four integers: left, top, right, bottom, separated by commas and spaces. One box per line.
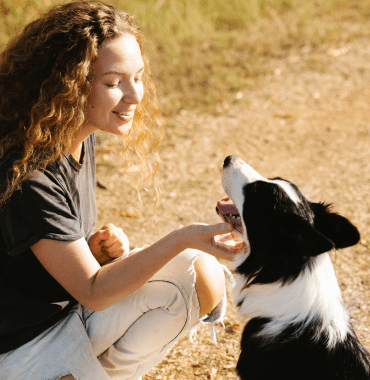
69, 142, 83, 163
69, 125, 97, 162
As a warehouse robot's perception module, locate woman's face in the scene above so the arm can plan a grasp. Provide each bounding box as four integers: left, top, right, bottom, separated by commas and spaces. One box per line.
83, 33, 145, 136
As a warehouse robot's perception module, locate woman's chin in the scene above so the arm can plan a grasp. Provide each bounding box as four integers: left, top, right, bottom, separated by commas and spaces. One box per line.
116, 125, 132, 136
105, 120, 133, 136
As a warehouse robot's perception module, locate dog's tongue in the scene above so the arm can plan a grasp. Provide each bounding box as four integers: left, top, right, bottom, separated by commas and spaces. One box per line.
216, 197, 243, 233
216, 197, 239, 215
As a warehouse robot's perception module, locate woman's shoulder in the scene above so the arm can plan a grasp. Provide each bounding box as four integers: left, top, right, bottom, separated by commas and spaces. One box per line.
0, 132, 97, 199
0, 154, 65, 202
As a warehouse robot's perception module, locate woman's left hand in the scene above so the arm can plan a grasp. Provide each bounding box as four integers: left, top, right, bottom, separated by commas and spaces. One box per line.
88, 224, 130, 265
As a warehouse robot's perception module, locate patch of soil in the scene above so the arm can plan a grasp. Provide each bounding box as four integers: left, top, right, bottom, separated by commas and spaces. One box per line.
95, 36, 370, 379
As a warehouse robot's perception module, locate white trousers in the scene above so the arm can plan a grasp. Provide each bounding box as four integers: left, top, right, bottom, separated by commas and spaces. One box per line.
0, 249, 229, 380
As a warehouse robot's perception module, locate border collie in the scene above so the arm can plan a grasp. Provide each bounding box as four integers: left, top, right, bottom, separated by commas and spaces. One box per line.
216, 155, 370, 380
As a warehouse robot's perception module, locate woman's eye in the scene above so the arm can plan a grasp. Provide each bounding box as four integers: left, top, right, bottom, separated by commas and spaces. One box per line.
106, 83, 120, 88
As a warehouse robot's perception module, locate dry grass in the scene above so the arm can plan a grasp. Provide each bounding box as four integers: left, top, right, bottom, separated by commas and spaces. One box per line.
2, 0, 370, 114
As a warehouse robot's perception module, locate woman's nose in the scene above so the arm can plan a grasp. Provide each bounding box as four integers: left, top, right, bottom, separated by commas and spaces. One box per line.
123, 81, 143, 105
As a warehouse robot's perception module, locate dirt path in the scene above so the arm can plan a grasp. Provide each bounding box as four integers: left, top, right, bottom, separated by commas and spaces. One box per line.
95, 36, 370, 379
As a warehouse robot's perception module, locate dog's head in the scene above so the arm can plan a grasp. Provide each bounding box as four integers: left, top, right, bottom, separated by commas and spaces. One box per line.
217, 155, 360, 285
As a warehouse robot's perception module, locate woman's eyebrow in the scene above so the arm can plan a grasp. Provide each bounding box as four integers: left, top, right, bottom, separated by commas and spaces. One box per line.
103, 67, 145, 76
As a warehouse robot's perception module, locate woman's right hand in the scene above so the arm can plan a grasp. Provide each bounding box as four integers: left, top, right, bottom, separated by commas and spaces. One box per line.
176, 222, 238, 262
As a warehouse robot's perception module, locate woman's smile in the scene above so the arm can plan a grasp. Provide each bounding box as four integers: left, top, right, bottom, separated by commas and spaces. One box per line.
112, 109, 136, 122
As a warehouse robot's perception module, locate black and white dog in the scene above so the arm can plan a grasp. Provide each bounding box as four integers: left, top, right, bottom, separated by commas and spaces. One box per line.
216, 155, 370, 380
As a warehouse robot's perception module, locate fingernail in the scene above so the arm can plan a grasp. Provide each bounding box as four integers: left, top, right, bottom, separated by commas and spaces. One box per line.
225, 223, 233, 231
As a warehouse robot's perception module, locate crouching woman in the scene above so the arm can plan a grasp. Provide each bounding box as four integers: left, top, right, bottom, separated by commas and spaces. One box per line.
0, 2, 236, 379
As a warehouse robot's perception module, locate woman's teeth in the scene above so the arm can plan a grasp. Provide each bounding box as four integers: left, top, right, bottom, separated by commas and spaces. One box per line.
115, 111, 133, 116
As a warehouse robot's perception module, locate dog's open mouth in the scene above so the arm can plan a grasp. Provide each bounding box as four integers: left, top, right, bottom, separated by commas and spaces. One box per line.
216, 197, 243, 234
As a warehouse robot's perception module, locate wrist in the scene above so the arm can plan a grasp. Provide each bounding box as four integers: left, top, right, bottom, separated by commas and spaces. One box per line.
167, 226, 189, 252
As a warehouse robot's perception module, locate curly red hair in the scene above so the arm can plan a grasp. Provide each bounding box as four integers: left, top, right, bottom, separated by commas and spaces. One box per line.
0, 1, 162, 205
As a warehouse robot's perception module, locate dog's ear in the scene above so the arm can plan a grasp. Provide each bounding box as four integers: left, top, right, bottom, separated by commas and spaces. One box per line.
310, 202, 360, 249
278, 214, 335, 257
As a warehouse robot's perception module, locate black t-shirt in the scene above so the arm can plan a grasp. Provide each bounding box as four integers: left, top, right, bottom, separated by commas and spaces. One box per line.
0, 133, 97, 354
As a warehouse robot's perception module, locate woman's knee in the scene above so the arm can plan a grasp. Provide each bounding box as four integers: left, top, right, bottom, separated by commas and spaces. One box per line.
194, 254, 225, 317
137, 280, 186, 315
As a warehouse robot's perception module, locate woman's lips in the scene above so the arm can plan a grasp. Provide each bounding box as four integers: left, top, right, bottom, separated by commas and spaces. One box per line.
113, 110, 135, 121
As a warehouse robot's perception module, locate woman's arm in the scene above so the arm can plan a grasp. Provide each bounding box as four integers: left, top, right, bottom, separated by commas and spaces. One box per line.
31, 222, 234, 311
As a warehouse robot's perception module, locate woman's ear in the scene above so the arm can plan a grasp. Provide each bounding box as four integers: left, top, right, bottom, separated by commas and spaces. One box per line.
310, 202, 360, 249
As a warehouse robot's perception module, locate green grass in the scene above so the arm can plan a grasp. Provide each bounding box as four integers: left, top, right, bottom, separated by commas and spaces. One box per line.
1, 0, 370, 115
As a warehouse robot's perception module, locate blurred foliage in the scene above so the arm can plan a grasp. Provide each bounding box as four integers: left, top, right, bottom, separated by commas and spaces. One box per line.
1, 0, 370, 114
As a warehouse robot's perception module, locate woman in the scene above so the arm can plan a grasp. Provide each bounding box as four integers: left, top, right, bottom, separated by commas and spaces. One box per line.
0, 2, 237, 380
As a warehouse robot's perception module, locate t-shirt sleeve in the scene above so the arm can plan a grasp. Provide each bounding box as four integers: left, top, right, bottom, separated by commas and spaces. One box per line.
0, 171, 84, 257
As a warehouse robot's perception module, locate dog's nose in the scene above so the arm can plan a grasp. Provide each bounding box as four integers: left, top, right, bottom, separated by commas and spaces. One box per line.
223, 155, 236, 168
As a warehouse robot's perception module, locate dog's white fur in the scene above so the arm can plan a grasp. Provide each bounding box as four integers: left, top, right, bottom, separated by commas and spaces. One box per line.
231, 254, 351, 348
